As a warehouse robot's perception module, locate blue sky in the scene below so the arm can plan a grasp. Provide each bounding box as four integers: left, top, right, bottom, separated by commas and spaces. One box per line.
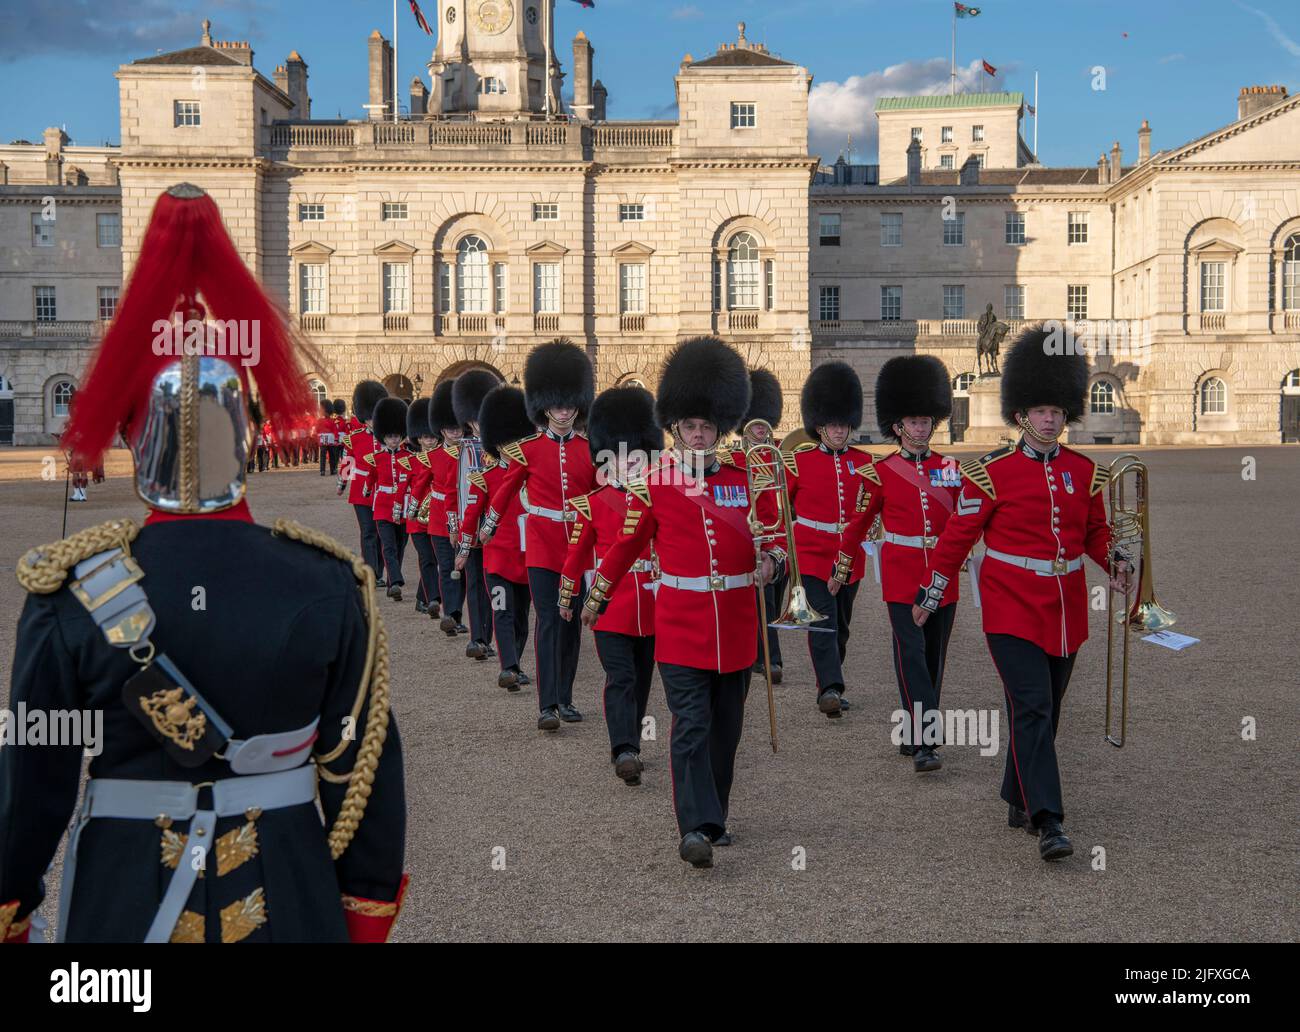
1, 0, 1298, 167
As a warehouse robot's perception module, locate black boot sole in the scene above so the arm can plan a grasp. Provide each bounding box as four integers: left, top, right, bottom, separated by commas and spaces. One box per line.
1040, 838, 1074, 861
680, 840, 714, 869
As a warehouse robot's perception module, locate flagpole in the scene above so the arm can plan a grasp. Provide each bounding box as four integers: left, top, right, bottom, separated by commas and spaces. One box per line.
1033, 72, 1039, 159
545, 0, 553, 117
393, 0, 399, 122
951, 5, 957, 95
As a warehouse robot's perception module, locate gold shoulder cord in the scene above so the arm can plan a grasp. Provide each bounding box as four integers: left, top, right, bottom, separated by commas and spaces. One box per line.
271, 519, 391, 861
16, 519, 140, 595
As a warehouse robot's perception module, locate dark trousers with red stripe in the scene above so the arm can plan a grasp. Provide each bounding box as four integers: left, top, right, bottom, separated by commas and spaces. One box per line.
887, 600, 956, 743
986, 633, 1077, 823
802, 577, 859, 697
353, 503, 383, 581
430, 535, 463, 619
659, 663, 747, 839
487, 573, 531, 672
376, 519, 407, 587
594, 631, 655, 760
464, 549, 493, 645
410, 532, 441, 607
528, 567, 582, 712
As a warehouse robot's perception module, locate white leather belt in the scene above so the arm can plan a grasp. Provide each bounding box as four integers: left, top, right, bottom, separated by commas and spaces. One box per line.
429, 489, 447, 501
659, 571, 754, 592
796, 515, 846, 534
376, 485, 397, 494
883, 530, 939, 549
985, 548, 1082, 576
631, 559, 655, 574
525, 502, 575, 522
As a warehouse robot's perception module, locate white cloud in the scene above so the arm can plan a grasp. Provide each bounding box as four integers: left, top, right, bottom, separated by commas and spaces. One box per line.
671, 5, 704, 20
808, 57, 999, 163
1238, 3, 1300, 58
1159, 53, 1186, 64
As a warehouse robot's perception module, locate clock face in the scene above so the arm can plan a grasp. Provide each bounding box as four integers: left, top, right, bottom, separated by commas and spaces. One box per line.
472, 0, 514, 34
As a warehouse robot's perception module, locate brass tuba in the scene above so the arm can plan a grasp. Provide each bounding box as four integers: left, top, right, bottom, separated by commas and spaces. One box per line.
1104, 453, 1176, 747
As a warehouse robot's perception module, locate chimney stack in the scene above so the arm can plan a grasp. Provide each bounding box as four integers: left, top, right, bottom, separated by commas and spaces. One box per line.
285, 52, 310, 119
1097, 153, 1109, 185
212, 38, 254, 66
906, 138, 922, 185
368, 31, 394, 120
410, 76, 428, 116
1109, 140, 1122, 181
572, 32, 594, 121
274, 64, 289, 95
1138, 119, 1151, 163
592, 79, 608, 121
43, 126, 67, 185
959, 154, 980, 186
1238, 84, 1288, 121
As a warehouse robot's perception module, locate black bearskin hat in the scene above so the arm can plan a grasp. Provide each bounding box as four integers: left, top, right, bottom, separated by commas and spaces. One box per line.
478, 385, 536, 460
1000, 324, 1089, 426
801, 360, 863, 435
744, 368, 784, 428
319, 398, 332, 417
654, 337, 750, 435
588, 385, 663, 463
875, 355, 953, 440
453, 368, 501, 431
407, 396, 434, 444
429, 379, 458, 434
372, 397, 408, 440
352, 380, 387, 423
523, 339, 595, 425
331, 398, 346, 417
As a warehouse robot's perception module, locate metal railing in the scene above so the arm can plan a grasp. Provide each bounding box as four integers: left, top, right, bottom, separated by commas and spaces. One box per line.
383, 313, 410, 332
533, 313, 560, 333
300, 314, 327, 333
619, 313, 646, 333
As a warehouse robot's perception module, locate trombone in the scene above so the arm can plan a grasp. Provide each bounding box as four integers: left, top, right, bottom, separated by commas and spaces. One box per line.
1104, 453, 1176, 748
743, 418, 826, 752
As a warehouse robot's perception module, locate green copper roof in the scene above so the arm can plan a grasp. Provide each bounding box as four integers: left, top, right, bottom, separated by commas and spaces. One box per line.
875, 92, 1023, 112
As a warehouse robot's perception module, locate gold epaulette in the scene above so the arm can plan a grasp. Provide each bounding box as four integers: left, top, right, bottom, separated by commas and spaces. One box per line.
717, 449, 737, 468
780, 449, 801, 476
794, 441, 818, 453
856, 460, 881, 485
339, 432, 352, 449
414, 451, 432, 468
1089, 460, 1110, 497
626, 478, 652, 506
397, 456, 411, 471
959, 445, 1014, 500
444, 443, 460, 460
361, 452, 376, 467
468, 471, 488, 492
569, 492, 593, 520
502, 439, 530, 466
16, 518, 140, 595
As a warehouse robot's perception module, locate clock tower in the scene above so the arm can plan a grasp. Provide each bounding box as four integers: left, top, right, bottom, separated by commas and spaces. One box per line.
427, 0, 564, 116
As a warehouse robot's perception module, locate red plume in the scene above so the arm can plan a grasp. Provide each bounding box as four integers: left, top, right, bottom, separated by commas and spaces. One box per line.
62, 186, 317, 465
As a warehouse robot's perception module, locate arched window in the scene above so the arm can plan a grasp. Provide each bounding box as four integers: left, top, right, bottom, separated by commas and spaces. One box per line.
0, 374, 13, 395
1089, 380, 1116, 415
52, 379, 75, 418
456, 236, 491, 313
952, 372, 977, 394
727, 232, 761, 310
1283, 369, 1300, 392
1199, 376, 1227, 416
1283, 234, 1300, 310
309, 380, 327, 406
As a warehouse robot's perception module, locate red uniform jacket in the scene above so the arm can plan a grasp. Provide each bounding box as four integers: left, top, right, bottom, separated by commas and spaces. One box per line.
363, 446, 411, 524
844, 448, 962, 606
340, 427, 376, 505
485, 430, 596, 574
400, 451, 435, 535
560, 484, 656, 637
784, 443, 878, 584
919, 440, 1112, 657
316, 415, 336, 446
427, 444, 461, 541
592, 454, 780, 673
459, 460, 528, 583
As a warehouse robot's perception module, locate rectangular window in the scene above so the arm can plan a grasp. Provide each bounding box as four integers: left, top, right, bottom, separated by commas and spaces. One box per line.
819, 285, 841, 322
382, 202, 408, 221
619, 203, 645, 222
1005, 211, 1025, 245
942, 284, 964, 319
298, 203, 325, 222
1068, 211, 1089, 244
96, 212, 121, 247
1067, 284, 1088, 320
494, 262, 508, 314
438, 263, 452, 314
939, 154, 955, 170
1200, 263, 1225, 311
941, 126, 953, 143
174, 100, 201, 127
31, 213, 54, 247
34, 286, 56, 322
972, 124, 985, 142
533, 262, 561, 313
1004, 284, 1025, 319
910, 127, 923, 142
819, 213, 841, 246
764, 260, 775, 310
97, 286, 119, 322
533, 202, 558, 221
730, 102, 756, 129
881, 286, 901, 322
881, 212, 902, 247
712, 260, 722, 312
382, 263, 410, 314
619, 263, 646, 314
299, 264, 326, 314
943, 211, 965, 246
974, 153, 985, 169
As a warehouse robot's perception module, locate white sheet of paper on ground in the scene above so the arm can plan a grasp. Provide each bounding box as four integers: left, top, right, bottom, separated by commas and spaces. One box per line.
1141, 630, 1200, 651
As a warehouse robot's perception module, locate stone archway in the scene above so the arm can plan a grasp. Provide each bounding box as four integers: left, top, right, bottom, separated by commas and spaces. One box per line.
383, 373, 415, 400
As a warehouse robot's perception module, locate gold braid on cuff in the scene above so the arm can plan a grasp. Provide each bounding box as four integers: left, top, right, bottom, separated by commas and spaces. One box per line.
481, 509, 501, 535
833, 551, 854, 583
557, 576, 576, 608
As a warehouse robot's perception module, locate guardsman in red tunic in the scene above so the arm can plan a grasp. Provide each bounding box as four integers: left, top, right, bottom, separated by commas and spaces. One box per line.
337, 381, 388, 584
400, 397, 442, 619
559, 386, 662, 786
461, 386, 535, 691
362, 397, 411, 601
840, 355, 960, 773
427, 381, 468, 638
912, 328, 1132, 861
782, 361, 876, 720
328, 399, 347, 476
316, 400, 334, 476
480, 340, 596, 731
451, 370, 502, 663
582, 338, 785, 869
